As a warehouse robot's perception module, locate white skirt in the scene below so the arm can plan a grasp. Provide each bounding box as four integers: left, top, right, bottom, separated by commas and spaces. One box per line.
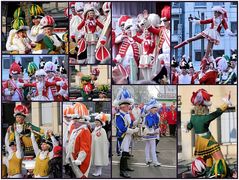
201, 28, 220, 45
139, 55, 153, 69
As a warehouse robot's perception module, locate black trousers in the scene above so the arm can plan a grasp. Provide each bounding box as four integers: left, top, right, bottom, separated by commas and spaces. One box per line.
169, 124, 176, 136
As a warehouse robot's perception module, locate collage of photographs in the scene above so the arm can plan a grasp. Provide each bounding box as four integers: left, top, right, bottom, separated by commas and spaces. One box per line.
0, 1, 237, 179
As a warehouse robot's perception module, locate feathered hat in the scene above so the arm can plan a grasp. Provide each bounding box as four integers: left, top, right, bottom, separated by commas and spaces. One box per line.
113, 88, 134, 106
145, 98, 161, 112
191, 89, 213, 106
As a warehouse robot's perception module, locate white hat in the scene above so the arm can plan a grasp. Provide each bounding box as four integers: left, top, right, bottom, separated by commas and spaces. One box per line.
83, 3, 99, 18
44, 61, 56, 72
102, 2, 111, 13
113, 88, 134, 106
124, 18, 133, 31
35, 69, 47, 76
71, 103, 90, 123
75, 2, 84, 12
95, 112, 108, 126
212, 6, 224, 14
145, 98, 161, 112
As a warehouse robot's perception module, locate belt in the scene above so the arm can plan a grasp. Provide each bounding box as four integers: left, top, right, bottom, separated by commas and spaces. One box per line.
197, 131, 210, 137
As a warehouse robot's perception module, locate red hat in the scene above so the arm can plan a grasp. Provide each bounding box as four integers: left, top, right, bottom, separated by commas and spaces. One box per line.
118, 15, 131, 27
69, 2, 76, 8
191, 89, 213, 106
53, 146, 62, 154
14, 104, 29, 117
10, 62, 21, 75
161, 6, 171, 21
91, 68, 100, 76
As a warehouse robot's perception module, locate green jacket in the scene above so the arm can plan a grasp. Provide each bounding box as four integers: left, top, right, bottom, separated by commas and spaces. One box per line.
187, 108, 224, 134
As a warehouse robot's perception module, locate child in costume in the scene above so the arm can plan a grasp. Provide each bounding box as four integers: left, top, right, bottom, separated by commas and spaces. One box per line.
114, 88, 139, 178
174, 6, 235, 63
3, 62, 24, 101
44, 61, 68, 101
40, 15, 64, 54
30, 128, 59, 178
5, 125, 23, 178
28, 4, 47, 54
25, 62, 38, 100
187, 89, 232, 178
77, 3, 104, 64
65, 103, 92, 178
159, 103, 168, 136
143, 98, 161, 166
91, 113, 109, 177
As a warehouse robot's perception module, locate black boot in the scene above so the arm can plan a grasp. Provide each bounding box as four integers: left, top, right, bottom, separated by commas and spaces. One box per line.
125, 155, 134, 171
120, 156, 131, 178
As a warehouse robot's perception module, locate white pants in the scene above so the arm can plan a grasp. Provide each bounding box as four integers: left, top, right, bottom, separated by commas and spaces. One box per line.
121, 134, 132, 152
8, 174, 23, 178
145, 139, 158, 163
141, 68, 152, 81
94, 166, 102, 175
87, 44, 96, 64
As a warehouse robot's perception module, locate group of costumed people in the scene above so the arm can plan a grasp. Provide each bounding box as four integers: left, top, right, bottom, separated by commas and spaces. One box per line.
2, 60, 68, 101
78, 67, 110, 101
173, 6, 236, 85
113, 88, 176, 178
2, 104, 62, 178
186, 89, 235, 178
68, 2, 111, 64
112, 5, 170, 84
171, 50, 237, 85
63, 103, 110, 178
6, 4, 68, 54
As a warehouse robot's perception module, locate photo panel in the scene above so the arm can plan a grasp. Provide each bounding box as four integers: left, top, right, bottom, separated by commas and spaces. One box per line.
171, 2, 237, 85
69, 2, 111, 65
1, 102, 63, 178
69, 64, 111, 101
178, 85, 237, 178
62, 101, 111, 178
112, 85, 177, 178
1, 55, 69, 102
112, 2, 171, 84
2, 2, 68, 55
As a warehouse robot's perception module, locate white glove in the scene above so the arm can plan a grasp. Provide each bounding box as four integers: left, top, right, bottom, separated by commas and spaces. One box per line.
189, 19, 200, 24
131, 26, 137, 37
222, 97, 232, 107
154, 128, 160, 134
16, 82, 24, 88
225, 29, 235, 36
142, 19, 151, 29
126, 128, 134, 135
56, 81, 64, 86
73, 160, 82, 165
133, 127, 139, 133
115, 54, 123, 63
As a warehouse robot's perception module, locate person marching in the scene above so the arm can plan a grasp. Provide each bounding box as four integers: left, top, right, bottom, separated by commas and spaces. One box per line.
5, 125, 23, 178
143, 98, 161, 166
188, 89, 232, 178
114, 88, 139, 178
30, 128, 59, 178
91, 113, 109, 177
65, 103, 92, 178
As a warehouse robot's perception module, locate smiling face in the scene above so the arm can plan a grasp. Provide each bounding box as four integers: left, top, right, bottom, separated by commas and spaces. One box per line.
46, 71, 54, 78
214, 11, 222, 18
119, 104, 130, 113
36, 75, 45, 82
41, 142, 49, 151
149, 107, 158, 114
44, 27, 53, 36
10, 144, 17, 152
17, 31, 27, 38
95, 120, 101, 127
32, 18, 41, 25
88, 10, 95, 19
15, 115, 25, 124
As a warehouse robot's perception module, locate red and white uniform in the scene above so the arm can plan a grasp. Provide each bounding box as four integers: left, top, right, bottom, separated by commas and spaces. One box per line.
46, 76, 68, 101
178, 74, 192, 84
199, 69, 218, 85
23, 81, 57, 101
3, 79, 24, 101
171, 71, 179, 85
67, 125, 92, 178
118, 36, 140, 73
200, 17, 228, 45
133, 35, 155, 68
70, 14, 84, 41
77, 18, 104, 44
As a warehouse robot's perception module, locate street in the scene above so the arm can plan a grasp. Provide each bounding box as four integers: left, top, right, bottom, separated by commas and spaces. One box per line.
112, 136, 177, 178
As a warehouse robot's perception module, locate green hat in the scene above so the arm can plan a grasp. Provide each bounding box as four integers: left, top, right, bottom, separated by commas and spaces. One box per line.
27, 62, 38, 76
11, 17, 29, 32
13, 7, 25, 19
29, 4, 44, 19
81, 75, 91, 82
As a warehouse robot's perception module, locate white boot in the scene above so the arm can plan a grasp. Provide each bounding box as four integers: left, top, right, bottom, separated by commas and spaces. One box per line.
153, 161, 162, 167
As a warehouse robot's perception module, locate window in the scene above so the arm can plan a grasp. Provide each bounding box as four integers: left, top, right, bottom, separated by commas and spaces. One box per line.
213, 2, 224, 6
213, 50, 224, 58
41, 103, 53, 126
231, 2, 237, 6
173, 19, 179, 35
195, 2, 206, 7
21, 57, 33, 72
231, 22, 238, 34
172, 2, 180, 8
220, 109, 237, 143
195, 51, 202, 61
3, 56, 15, 69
